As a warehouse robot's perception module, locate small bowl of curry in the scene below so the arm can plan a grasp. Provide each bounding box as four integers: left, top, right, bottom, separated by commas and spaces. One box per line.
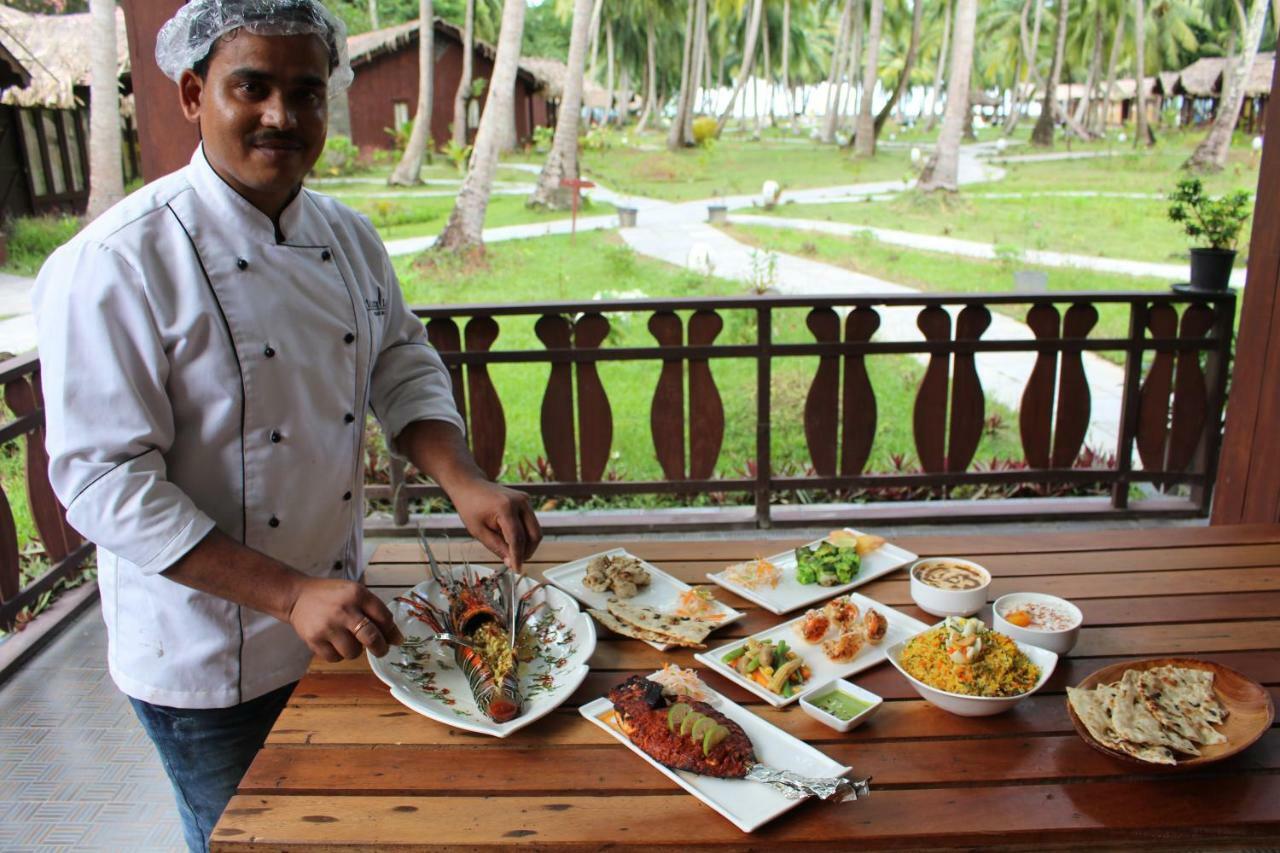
909, 558, 991, 618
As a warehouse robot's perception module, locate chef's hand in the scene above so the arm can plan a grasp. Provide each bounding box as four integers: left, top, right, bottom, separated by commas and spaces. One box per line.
450, 478, 542, 572
286, 577, 404, 662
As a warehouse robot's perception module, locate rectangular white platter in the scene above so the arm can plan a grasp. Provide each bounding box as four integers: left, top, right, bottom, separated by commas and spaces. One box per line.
695, 592, 929, 708
580, 676, 851, 833
543, 548, 744, 651
705, 528, 918, 615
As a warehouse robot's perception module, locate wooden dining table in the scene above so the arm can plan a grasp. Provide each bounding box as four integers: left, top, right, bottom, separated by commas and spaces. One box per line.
211, 524, 1280, 851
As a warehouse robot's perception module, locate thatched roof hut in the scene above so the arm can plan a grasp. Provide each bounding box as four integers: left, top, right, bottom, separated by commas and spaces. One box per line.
1173, 56, 1230, 98
0, 6, 130, 110
1228, 51, 1275, 97
519, 56, 609, 109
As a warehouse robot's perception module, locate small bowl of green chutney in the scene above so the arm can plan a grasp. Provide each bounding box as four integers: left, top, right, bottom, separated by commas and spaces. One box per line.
799, 678, 883, 732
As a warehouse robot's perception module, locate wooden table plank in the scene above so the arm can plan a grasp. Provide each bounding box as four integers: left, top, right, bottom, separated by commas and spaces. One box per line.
218, 527, 1280, 851
213, 774, 1280, 851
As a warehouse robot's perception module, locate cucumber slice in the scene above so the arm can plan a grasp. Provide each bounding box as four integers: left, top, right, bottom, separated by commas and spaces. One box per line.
703, 724, 730, 755
680, 711, 705, 737
666, 702, 691, 733
691, 716, 716, 742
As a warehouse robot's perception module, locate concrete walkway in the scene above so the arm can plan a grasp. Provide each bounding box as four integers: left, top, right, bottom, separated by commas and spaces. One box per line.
0, 272, 37, 356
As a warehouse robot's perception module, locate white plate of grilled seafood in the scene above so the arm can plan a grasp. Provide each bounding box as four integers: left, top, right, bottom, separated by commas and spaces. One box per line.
696, 592, 928, 707
705, 528, 917, 615
581, 673, 854, 833
544, 548, 744, 650
369, 564, 596, 738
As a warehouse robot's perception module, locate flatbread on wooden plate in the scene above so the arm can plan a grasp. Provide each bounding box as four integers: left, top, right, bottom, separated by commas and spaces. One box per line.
1066, 657, 1273, 770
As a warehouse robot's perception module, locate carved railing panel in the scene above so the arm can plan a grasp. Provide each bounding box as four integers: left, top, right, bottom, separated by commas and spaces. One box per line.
649, 310, 725, 481
5, 374, 79, 561
573, 313, 613, 482
841, 307, 881, 476
687, 310, 724, 481
427, 316, 505, 480
1020, 303, 1098, 468
803, 307, 840, 476
0, 488, 17, 604
804, 306, 880, 477
534, 313, 613, 482
914, 305, 989, 474
1138, 303, 1215, 474
649, 311, 685, 481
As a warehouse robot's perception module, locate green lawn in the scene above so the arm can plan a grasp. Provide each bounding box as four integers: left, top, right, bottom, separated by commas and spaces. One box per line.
396, 231, 1025, 490
578, 134, 914, 202
723, 222, 1175, 359
336, 192, 614, 241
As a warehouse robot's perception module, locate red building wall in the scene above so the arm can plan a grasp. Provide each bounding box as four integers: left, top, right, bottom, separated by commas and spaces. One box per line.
347, 32, 548, 153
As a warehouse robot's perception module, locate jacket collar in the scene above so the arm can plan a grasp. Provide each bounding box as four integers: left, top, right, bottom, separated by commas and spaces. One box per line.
187, 144, 321, 246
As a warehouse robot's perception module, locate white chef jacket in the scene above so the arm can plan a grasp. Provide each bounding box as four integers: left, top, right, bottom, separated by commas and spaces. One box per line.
32, 145, 464, 709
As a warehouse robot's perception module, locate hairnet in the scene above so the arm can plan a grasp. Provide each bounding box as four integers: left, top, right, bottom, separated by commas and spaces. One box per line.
155, 0, 354, 94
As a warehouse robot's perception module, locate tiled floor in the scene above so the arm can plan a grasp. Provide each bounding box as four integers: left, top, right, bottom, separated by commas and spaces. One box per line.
0, 607, 184, 852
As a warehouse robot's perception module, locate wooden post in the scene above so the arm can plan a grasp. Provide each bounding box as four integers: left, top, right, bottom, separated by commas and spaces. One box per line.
119, 0, 200, 182
1211, 56, 1280, 524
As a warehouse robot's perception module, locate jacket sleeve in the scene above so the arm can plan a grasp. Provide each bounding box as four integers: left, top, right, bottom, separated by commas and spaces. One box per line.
32, 239, 216, 574
366, 242, 465, 455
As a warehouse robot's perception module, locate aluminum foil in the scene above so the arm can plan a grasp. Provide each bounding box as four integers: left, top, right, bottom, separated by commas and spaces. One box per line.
746, 765, 871, 803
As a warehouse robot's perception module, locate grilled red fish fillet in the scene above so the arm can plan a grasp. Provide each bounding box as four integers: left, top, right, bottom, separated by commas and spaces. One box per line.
608, 676, 756, 778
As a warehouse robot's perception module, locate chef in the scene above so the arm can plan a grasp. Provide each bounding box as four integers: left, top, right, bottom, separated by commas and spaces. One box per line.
31, 2, 540, 850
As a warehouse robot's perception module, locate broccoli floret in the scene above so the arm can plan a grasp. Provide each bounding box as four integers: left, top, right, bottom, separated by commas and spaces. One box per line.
835, 550, 861, 584
794, 545, 820, 584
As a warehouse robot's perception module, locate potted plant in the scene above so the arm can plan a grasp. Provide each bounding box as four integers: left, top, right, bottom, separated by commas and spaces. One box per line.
1167, 177, 1252, 291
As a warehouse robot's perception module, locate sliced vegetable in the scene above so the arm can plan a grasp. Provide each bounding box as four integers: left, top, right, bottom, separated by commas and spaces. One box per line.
667, 702, 691, 733
722, 646, 746, 663
680, 711, 704, 737
768, 657, 805, 693
691, 716, 716, 742
702, 723, 729, 755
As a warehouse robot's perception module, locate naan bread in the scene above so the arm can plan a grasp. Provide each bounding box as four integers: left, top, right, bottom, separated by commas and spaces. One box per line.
1108, 670, 1201, 755
1068, 685, 1177, 765
605, 600, 717, 646
588, 609, 707, 649
1148, 665, 1228, 724
1139, 669, 1227, 747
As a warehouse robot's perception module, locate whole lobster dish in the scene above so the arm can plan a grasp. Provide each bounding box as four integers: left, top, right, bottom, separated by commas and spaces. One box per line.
367, 540, 596, 738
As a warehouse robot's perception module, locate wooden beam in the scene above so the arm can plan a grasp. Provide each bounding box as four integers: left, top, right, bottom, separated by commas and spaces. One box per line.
1213, 56, 1280, 524
119, 0, 199, 182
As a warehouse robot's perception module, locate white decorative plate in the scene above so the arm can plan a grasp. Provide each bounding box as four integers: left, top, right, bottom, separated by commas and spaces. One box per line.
705, 528, 918, 615
368, 566, 596, 738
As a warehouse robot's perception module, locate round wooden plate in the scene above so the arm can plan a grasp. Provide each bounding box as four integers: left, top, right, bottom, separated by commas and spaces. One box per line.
1066, 657, 1274, 770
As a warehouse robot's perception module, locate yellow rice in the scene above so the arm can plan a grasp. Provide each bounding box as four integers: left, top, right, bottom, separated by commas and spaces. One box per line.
900, 625, 1040, 697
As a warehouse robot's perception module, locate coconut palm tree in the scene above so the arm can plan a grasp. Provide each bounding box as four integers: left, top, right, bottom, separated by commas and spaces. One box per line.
872, 0, 925, 139
668, 0, 707, 148
529, 0, 593, 207
389, 0, 436, 186
435, 0, 527, 252
1133, 0, 1154, 145
716, 0, 766, 132
821, 0, 856, 142
369, 0, 380, 29
920, 0, 976, 190
1186, 0, 1270, 170
1031, 0, 1069, 145
451, 0, 475, 149
852, 0, 883, 155
86, 0, 123, 220
923, 0, 952, 130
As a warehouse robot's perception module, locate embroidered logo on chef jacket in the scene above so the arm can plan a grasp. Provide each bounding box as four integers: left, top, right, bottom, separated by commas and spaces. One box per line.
365, 289, 388, 316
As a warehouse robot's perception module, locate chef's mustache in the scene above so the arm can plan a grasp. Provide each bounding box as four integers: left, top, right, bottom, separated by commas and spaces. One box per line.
248, 132, 305, 148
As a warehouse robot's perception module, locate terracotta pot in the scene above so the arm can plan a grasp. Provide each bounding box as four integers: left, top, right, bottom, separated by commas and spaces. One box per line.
1189, 247, 1237, 291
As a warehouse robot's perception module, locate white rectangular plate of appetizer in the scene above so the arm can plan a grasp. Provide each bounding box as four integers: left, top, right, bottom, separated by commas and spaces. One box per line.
705, 529, 918, 615
695, 592, 929, 707
580, 674, 852, 833
544, 548, 744, 651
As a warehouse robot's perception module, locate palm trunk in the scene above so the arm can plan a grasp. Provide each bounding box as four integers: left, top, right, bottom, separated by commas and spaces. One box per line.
435, 0, 526, 252
761, 5, 774, 127
587, 0, 604, 82
86, 0, 124, 220
924, 0, 951, 132
618, 67, 632, 127
920, 0, 976, 191
1022, 0, 1045, 87
821, 0, 855, 142
853, 0, 883, 155
690, 0, 708, 130
1031, 0, 1069, 146
1003, 51, 1024, 134
716, 0, 766, 133
604, 19, 616, 125
1187, 0, 1269, 170
1133, 0, 1154, 146
368, 0, 379, 30
1099, 10, 1124, 134
390, 0, 436, 186
782, 0, 793, 125
873, 0, 923, 138
667, 0, 697, 149
1073, 5, 1104, 127
636, 19, 658, 132
841, 0, 864, 130
451, 0, 475, 148
530, 0, 593, 208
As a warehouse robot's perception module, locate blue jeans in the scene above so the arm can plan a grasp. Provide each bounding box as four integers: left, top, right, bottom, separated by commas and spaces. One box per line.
129, 682, 296, 853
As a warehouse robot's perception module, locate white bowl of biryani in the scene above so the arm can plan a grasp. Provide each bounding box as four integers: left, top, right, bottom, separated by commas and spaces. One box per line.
908, 557, 991, 618
886, 617, 1058, 717
992, 592, 1083, 656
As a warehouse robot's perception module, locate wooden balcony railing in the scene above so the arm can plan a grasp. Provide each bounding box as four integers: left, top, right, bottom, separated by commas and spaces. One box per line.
0, 352, 93, 632
373, 291, 1237, 532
